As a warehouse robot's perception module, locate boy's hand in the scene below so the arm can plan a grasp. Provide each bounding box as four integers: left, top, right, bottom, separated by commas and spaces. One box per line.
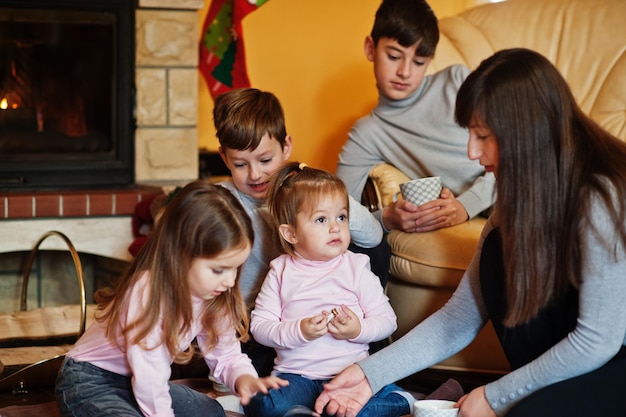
382, 188, 468, 233
381, 200, 421, 232
235, 374, 289, 405
414, 188, 468, 232
327, 305, 360, 340
301, 314, 330, 341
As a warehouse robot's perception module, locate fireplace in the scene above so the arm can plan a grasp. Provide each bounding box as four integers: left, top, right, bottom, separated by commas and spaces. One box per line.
0, 0, 135, 191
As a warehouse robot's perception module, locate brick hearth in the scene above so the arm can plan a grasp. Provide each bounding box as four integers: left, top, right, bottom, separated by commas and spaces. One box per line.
0, 187, 161, 219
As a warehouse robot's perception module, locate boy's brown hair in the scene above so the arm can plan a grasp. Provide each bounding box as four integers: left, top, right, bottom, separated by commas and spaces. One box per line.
213, 88, 288, 151
371, 0, 439, 57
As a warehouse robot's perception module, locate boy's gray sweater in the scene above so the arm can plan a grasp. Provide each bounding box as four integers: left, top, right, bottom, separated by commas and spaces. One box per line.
337, 64, 496, 221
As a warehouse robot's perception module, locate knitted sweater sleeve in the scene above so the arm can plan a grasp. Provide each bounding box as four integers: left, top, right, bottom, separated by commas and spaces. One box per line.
361, 192, 626, 416
484, 192, 626, 415
359, 217, 495, 392
348, 194, 384, 248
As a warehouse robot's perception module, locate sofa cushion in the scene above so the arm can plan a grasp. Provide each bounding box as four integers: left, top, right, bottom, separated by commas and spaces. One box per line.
430, 0, 626, 142
368, 163, 410, 208
388, 218, 487, 289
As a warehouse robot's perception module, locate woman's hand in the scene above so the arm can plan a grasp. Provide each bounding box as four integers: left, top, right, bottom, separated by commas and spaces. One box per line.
314, 364, 372, 417
235, 374, 289, 405
455, 386, 496, 417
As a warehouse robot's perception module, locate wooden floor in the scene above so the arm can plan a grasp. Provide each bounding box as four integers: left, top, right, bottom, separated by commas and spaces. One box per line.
0, 379, 245, 417
0, 333, 503, 417
0, 355, 246, 416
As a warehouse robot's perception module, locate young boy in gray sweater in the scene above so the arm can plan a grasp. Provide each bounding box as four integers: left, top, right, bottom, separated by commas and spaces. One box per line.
337, 0, 496, 234
213, 88, 384, 376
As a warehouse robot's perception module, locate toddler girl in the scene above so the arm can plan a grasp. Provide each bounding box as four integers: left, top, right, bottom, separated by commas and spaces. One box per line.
245, 162, 413, 417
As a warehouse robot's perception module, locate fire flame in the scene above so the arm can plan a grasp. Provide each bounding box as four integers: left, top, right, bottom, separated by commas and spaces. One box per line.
0, 98, 19, 110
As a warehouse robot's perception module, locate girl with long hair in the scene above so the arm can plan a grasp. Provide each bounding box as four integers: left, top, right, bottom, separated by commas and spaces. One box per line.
55, 180, 287, 417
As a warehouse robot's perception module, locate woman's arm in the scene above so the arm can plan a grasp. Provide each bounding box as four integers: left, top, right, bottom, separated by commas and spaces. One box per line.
484, 197, 626, 415
316, 218, 497, 416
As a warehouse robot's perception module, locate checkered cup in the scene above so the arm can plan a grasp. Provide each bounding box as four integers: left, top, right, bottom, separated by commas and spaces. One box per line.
399, 176, 442, 206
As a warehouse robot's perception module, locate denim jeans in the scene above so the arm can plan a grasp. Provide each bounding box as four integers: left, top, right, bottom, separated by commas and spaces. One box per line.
244, 372, 409, 417
55, 358, 225, 417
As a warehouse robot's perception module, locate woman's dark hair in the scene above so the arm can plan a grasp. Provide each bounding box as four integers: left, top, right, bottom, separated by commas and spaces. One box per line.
456, 48, 626, 326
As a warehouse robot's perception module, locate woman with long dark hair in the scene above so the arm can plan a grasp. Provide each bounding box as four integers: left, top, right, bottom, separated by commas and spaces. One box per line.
314, 48, 626, 417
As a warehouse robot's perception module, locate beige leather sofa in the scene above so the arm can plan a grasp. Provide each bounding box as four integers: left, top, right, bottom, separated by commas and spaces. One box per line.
367, 0, 626, 375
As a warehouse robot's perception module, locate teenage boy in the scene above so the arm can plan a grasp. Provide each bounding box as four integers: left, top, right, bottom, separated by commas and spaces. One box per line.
213, 87, 384, 376
337, 0, 496, 234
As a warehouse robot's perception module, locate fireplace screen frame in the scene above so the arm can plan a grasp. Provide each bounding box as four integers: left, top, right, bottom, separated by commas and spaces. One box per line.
0, 0, 135, 191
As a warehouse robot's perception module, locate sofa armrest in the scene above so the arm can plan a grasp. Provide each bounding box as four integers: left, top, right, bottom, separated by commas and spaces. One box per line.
361, 163, 411, 212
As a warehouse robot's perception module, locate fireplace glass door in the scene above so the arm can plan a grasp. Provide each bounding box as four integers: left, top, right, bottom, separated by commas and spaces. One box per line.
0, 0, 134, 190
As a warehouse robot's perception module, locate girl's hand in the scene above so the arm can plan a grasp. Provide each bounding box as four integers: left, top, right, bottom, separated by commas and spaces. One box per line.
455, 386, 496, 417
301, 314, 330, 341
235, 374, 289, 405
327, 305, 360, 340
314, 364, 372, 417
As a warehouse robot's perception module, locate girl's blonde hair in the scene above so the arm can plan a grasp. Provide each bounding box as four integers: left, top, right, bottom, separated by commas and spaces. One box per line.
266, 161, 349, 256
95, 180, 253, 363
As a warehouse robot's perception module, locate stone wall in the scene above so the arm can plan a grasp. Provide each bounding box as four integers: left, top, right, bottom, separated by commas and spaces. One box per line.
134, 0, 204, 185
0, 1, 207, 261
0, 1, 206, 313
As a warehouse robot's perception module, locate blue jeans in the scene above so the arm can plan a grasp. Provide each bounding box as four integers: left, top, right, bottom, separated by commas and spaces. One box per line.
55, 358, 225, 417
244, 372, 409, 417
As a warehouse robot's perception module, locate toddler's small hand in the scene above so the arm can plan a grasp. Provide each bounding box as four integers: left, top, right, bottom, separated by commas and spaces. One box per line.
327, 305, 360, 339
301, 314, 329, 341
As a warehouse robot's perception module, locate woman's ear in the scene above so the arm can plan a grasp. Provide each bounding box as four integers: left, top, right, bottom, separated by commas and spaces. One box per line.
279, 224, 297, 245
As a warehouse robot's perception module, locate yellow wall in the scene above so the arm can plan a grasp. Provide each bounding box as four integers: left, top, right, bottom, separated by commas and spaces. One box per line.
198, 0, 488, 173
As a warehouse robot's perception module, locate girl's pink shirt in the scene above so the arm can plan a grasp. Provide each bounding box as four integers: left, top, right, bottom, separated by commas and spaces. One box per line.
251, 251, 397, 380
66, 272, 257, 417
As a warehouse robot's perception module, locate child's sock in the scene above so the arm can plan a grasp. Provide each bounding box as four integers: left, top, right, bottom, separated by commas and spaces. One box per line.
215, 394, 244, 414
